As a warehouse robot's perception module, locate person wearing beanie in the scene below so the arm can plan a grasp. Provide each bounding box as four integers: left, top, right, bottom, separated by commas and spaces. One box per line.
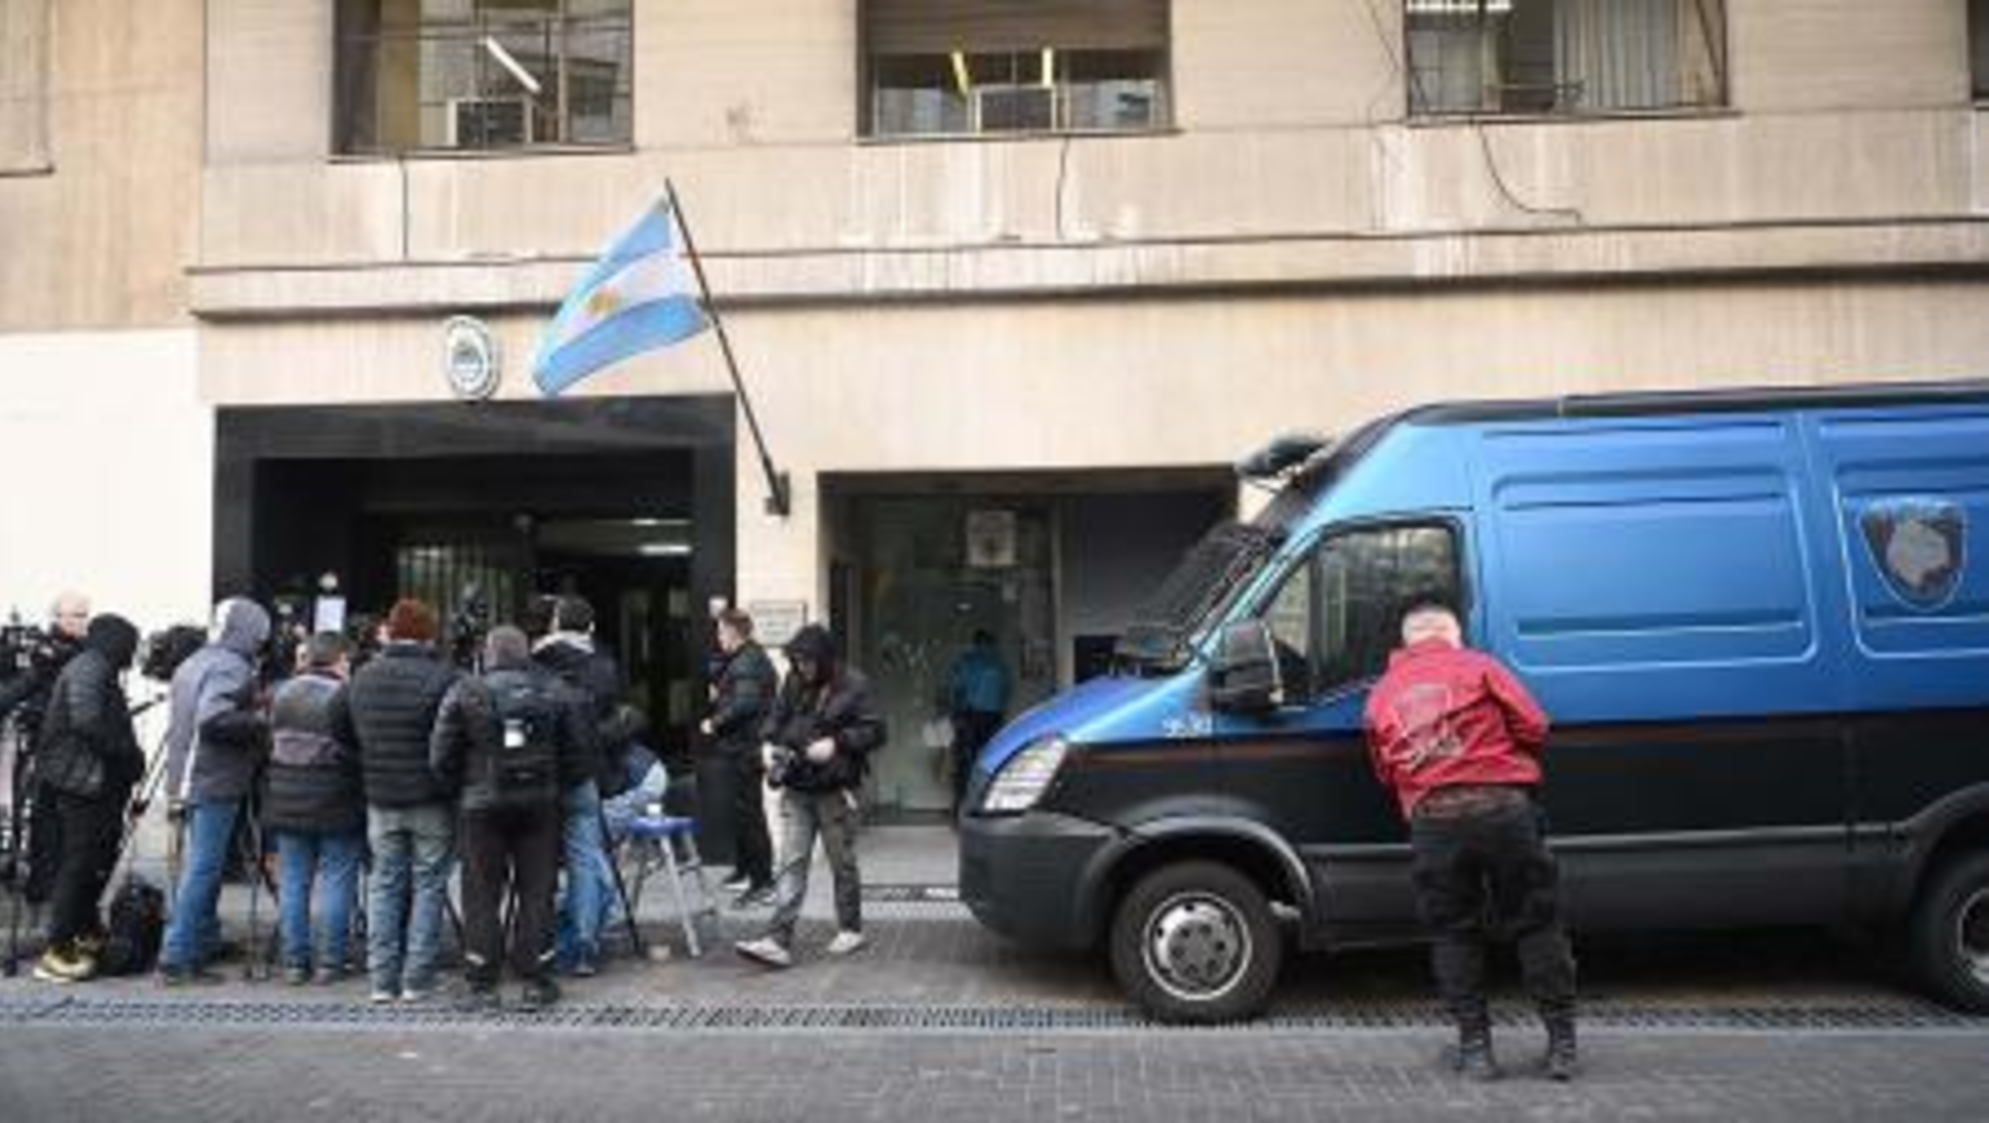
734, 624, 886, 970
32, 614, 143, 983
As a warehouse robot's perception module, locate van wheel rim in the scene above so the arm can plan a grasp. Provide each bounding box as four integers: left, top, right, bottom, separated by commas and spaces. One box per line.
1959, 887, 1989, 987
1142, 892, 1253, 1004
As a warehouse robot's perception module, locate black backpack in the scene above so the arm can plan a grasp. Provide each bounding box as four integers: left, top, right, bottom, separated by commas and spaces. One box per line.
483, 670, 562, 808
98, 876, 166, 976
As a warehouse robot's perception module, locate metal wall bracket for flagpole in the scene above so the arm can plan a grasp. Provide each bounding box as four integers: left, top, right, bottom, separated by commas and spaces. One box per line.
665, 179, 791, 519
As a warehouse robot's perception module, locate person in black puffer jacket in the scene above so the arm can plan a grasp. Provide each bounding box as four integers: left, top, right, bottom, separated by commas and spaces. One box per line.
701, 608, 777, 903
32, 613, 143, 984
432, 626, 593, 1009
262, 632, 364, 986
329, 599, 461, 1002
734, 624, 886, 971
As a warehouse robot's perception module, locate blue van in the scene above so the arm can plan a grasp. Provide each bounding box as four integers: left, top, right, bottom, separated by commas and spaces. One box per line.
959, 382, 1989, 1023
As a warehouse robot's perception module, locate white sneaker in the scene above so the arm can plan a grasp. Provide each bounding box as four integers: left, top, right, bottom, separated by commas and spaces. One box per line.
824, 929, 868, 957
734, 936, 792, 969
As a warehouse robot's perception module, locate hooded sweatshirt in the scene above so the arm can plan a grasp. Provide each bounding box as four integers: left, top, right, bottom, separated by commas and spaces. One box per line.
165, 597, 271, 805
760, 624, 887, 794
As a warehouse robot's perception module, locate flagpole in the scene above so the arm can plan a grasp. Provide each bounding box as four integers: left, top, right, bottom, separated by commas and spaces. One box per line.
665, 179, 791, 518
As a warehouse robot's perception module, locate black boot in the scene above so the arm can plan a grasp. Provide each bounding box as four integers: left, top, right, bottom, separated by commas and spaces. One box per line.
1542, 1016, 1578, 1082
1455, 1026, 1501, 1082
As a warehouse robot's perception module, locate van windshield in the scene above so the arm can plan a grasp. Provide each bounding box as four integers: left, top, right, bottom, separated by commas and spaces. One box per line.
1113, 416, 1388, 673
1114, 496, 1305, 672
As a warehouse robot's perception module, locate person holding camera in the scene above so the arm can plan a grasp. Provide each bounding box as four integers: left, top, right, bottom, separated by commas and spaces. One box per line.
262, 632, 364, 986
330, 599, 462, 1004
432, 626, 593, 1009
158, 597, 272, 986
31, 614, 143, 983
734, 624, 885, 970
702, 608, 776, 907
3, 591, 92, 905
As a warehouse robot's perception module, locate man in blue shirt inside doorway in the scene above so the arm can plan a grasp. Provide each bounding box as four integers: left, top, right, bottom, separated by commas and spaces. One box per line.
945, 630, 1010, 817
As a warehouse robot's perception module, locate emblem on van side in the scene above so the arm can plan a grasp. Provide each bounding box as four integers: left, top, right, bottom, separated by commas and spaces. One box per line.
1860, 497, 1966, 610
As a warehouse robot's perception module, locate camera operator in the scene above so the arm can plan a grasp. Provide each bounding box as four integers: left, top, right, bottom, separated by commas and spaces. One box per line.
734, 624, 886, 970
4, 591, 93, 906
432, 626, 592, 1009
532, 596, 630, 978
30, 614, 142, 983
158, 597, 272, 986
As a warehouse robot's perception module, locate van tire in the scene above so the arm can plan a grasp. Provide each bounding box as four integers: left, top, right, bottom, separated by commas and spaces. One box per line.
1109, 860, 1281, 1024
1908, 850, 1989, 1013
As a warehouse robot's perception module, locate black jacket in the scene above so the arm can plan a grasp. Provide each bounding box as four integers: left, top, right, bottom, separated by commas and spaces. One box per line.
709, 641, 777, 757
761, 666, 887, 794
332, 642, 461, 809
533, 636, 639, 795
431, 662, 593, 815
34, 616, 142, 804
0, 630, 82, 733
262, 670, 364, 836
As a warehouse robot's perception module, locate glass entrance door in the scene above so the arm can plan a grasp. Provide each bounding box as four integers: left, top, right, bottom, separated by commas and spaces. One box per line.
856, 497, 1058, 817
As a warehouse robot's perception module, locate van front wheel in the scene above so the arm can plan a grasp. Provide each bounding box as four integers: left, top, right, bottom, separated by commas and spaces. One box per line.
1109, 860, 1281, 1024
1909, 850, 1989, 1013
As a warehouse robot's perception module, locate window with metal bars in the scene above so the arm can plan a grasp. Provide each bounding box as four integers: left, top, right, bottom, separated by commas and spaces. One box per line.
1405, 0, 1727, 117
334, 0, 632, 154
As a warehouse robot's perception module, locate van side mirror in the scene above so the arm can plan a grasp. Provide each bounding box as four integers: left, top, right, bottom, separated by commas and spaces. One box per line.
1207, 620, 1287, 715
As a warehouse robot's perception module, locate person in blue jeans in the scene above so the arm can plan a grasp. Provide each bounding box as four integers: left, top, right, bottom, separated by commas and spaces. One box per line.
159, 598, 271, 985
329, 599, 462, 1003
555, 778, 613, 973
262, 633, 366, 984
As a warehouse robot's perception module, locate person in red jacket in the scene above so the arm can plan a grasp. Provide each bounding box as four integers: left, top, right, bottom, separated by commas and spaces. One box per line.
1364, 600, 1577, 1082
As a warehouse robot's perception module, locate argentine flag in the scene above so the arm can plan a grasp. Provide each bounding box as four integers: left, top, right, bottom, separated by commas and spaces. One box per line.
533, 200, 709, 396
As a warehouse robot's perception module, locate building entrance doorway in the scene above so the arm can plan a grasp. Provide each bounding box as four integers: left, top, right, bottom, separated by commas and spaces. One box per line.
215, 398, 736, 827
827, 472, 1234, 820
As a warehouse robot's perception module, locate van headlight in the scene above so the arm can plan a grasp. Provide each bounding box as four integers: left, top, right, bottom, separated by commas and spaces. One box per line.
980, 736, 1069, 815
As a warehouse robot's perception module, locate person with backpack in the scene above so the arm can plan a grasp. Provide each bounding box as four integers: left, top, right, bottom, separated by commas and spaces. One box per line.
31, 614, 143, 983
432, 626, 592, 1009
734, 624, 886, 970
261, 632, 364, 986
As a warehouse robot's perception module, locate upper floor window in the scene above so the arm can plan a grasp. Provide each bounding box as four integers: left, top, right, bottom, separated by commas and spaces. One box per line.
1406, 0, 1727, 117
335, 0, 632, 155
1973, 0, 1989, 102
861, 0, 1169, 139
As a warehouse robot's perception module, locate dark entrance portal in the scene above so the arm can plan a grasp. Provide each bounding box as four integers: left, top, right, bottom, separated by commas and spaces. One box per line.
214, 397, 735, 791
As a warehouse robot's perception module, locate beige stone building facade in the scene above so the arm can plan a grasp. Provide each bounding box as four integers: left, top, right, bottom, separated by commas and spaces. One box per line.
4, 0, 1988, 815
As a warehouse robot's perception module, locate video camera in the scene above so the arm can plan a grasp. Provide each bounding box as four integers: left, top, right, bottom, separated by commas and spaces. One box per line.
0, 615, 57, 685
138, 624, 207, 685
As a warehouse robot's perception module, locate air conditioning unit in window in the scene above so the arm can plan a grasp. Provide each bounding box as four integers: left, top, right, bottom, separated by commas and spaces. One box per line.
974, 85, 1057, 133
447, 96, 535, 148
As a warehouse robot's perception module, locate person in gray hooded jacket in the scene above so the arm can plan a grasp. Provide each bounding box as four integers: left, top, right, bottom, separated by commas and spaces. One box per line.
158, 597, 271, 985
